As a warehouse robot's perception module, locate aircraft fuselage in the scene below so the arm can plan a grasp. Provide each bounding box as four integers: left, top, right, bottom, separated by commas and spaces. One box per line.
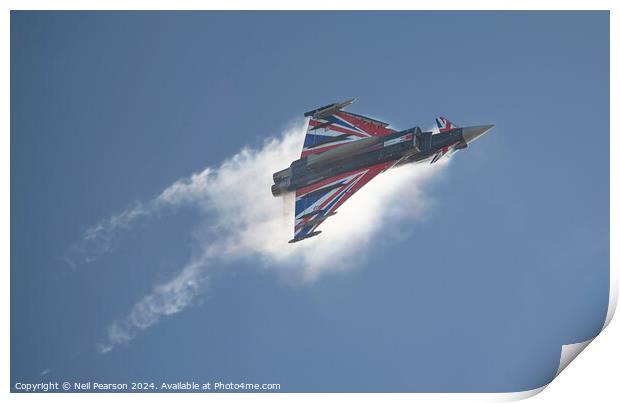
272, 127, 467, 196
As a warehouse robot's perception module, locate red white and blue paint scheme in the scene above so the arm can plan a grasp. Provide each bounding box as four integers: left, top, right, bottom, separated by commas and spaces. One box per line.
271, 99, 494, 243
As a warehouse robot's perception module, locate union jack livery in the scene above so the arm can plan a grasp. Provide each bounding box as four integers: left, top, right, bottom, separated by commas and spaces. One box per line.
272, 99, 494, 243
433, 116, 458, 134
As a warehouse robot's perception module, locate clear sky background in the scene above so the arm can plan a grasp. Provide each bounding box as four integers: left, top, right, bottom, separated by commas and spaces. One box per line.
11, 11, 609, 392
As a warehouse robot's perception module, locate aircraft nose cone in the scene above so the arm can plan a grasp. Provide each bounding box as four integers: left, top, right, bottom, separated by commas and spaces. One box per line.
462, 124, 494, 144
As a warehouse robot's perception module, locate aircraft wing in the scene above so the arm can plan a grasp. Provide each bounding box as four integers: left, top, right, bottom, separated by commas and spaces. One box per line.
289, 161, 395, 243
301, 101, 396, 158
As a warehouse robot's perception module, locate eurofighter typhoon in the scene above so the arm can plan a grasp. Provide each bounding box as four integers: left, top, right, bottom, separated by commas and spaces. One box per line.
271, 99, 494, 243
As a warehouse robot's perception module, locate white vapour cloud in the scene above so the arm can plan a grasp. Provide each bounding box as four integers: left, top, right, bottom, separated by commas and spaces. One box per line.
74, 119, 449, 353
97, 254, 207, 353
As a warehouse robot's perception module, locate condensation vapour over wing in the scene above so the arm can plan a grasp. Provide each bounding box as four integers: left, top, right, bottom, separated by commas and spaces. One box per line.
65, 118, 449, 353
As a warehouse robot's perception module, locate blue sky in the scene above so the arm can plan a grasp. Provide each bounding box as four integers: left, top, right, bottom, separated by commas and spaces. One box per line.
11, 11, 609, 392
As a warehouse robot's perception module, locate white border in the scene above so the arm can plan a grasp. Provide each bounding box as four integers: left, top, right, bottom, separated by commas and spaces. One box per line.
3, 1, 616, 402
2, 0, 617, 10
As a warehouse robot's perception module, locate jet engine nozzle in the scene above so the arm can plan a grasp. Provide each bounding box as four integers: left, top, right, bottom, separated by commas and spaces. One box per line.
273, 167, 292, 183
271, 184, 284, 197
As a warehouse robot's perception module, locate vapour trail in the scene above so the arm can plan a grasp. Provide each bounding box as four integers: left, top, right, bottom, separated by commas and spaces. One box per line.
67, 119, 449, 353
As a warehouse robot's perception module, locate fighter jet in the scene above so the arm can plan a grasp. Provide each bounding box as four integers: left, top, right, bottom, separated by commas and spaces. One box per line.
271, 99, 494, 243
